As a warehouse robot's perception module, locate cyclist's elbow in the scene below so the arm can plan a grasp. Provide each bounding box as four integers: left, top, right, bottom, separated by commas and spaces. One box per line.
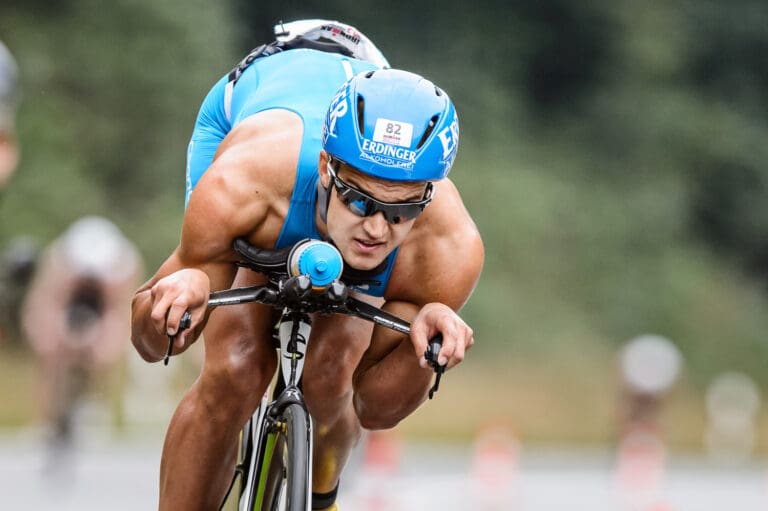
130, 292, 164, 362
131, 332, 163, 363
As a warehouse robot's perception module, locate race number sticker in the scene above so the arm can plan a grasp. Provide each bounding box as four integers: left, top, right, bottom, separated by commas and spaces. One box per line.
372, 118, 413, 148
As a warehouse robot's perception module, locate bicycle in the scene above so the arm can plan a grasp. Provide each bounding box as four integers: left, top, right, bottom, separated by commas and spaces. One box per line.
50, 279, 106, 447
164, 238, 447, 511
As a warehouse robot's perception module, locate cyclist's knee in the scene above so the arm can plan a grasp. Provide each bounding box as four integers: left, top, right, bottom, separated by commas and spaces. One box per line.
353, 388, 415, 430
307, 369, 352, 401
200, 343, 275, 413
303, 344, 360, 412
355, 404, 404, 431
303, 368, 355, 424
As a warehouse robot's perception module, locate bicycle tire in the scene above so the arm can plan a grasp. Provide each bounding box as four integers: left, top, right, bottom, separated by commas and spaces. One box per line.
255, 402, 311, 511
217, 419, 252, 510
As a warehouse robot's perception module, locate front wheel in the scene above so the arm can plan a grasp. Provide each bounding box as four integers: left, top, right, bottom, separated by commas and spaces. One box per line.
258, 403, 312, 511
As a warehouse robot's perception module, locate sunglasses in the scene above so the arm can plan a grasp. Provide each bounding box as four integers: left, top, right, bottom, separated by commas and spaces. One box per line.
327, 161, 433, 224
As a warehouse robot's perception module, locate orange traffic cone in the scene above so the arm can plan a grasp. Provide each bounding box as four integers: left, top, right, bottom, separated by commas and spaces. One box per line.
470, 422, 520, 510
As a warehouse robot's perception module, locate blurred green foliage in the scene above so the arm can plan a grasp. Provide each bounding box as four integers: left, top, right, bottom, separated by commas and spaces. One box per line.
0, 0, 238, 264
2, 0, 768, 401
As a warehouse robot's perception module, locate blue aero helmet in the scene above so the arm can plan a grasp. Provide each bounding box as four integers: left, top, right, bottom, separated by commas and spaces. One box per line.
322, 68, 459, 182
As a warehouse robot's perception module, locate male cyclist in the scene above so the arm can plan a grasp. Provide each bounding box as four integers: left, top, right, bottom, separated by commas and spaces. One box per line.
131, 20, 483, 511
23, 216, 142, 450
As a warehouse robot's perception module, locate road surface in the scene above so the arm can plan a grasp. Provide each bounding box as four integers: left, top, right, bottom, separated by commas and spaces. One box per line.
0, 429, 765, 510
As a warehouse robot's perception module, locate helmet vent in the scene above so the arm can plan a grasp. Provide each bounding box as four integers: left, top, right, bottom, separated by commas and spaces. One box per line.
365, 70, 376, 79
356, 96, 365, 135
434, 86, 443, 97
416, 115, 439, 149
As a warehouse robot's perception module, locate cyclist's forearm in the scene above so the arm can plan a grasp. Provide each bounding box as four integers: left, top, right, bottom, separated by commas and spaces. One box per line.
352, 341, 433, 429
129, 249, 222, 362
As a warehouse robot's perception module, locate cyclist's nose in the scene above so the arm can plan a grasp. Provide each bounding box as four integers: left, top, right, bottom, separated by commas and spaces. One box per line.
362, 211, 388, 238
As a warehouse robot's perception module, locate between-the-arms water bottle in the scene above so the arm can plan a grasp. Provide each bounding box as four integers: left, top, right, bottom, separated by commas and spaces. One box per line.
287, 239, 344, 291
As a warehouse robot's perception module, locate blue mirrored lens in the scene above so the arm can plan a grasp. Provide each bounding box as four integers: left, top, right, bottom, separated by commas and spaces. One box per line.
349, 198, 368, 217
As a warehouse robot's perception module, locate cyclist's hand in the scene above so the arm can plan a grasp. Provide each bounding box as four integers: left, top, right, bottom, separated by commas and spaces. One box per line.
410, 302, 474, 370
149, 268, 210, 350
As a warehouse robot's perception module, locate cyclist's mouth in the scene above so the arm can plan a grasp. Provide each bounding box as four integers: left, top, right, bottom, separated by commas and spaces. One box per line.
354, 238, 385, 253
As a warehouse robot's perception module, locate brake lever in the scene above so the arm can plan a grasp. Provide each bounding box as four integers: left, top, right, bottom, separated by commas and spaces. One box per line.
424, 334, 445, 399
164, 310, 192, 366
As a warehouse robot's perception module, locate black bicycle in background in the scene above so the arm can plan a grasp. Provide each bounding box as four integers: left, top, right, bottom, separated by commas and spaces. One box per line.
167, 238, 446, 511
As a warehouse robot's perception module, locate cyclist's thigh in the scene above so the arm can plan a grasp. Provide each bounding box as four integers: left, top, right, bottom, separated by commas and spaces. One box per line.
199, 267, 279, 400
302, 294, 383, 397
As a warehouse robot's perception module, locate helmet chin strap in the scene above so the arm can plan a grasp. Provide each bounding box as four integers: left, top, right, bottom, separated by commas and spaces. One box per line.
316, 178, 332, 226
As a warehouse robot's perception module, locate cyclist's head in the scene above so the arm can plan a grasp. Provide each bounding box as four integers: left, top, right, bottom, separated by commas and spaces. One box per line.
322, 68, 459, 183
274, 19, 389, 69
58, 216, 139, 282
318, 69, 459, 227
0, 40, 20, 132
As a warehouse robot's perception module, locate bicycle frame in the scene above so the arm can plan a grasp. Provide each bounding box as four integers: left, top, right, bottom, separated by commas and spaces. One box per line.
237, 309, 314, 510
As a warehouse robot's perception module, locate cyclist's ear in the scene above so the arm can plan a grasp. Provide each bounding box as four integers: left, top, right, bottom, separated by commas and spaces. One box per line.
318, 151, 332, 188
317, 151, 334, 225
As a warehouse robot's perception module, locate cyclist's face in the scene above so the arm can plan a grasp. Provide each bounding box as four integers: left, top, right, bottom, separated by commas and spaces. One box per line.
320, 156, 429, 271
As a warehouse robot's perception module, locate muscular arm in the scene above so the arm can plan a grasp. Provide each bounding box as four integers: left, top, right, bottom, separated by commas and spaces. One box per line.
131, 113, 300, 362
352, 179, 484, 422
130, 177, 251, 361
387, 178, 484, 360
132, 112, 301, 362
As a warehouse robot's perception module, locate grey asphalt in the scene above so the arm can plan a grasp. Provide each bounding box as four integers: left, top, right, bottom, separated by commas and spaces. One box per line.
0, 430, 765, 510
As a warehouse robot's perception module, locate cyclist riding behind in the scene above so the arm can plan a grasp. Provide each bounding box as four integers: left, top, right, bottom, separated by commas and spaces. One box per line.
23, 216, 143, 447
130, 19, 483, 511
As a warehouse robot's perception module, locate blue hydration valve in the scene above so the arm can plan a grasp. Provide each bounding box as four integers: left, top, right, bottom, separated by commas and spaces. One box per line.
288, 240, 344, 289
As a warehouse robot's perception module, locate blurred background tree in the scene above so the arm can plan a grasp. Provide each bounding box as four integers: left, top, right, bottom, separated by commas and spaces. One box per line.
2, 0, 768, 447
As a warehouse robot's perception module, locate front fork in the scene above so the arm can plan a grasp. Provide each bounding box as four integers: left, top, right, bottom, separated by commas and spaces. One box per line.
277, 309, 312, 389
